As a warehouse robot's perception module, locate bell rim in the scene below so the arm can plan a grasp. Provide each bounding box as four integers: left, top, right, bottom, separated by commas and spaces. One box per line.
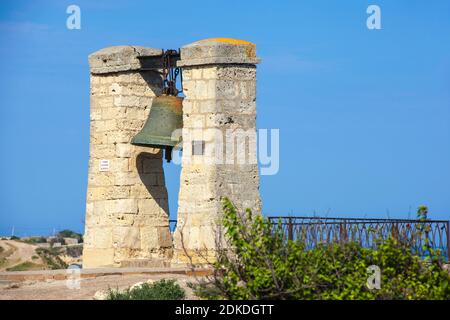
131, 136, 182, 149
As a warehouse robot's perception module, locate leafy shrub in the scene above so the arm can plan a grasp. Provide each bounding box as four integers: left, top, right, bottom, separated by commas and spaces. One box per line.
36, 248, 68, 270
107, 279, 185, 300
6, 261, 41, 271
57, 230, 83, 243
193, 198, 450, 300
65, 245, 83, 258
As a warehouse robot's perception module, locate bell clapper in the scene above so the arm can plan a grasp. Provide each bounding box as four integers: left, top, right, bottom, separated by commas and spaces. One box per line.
165, 146, 173, 163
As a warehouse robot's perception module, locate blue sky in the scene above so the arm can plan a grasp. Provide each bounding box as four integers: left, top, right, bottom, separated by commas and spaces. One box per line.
0, 0, 449, 236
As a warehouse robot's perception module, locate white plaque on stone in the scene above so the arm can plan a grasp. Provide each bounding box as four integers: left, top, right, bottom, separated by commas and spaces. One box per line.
99, 159, 110, 172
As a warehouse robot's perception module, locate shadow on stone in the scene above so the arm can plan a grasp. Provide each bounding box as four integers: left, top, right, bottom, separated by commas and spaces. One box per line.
136, 151, 170, 215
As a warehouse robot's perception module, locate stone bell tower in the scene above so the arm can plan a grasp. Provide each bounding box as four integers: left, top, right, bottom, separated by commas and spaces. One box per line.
83, 46, 173, 268
83, 39, 261, 268
172, 38, 262, 263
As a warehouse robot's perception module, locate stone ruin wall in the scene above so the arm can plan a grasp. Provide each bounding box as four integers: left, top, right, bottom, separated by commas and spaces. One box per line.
172, 39, 261, 263
83, 46, 172, 268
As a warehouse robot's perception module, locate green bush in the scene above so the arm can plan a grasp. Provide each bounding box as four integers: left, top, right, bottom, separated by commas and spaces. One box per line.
22, 237, 47, 244
193, 198, 450, 300
6, 261, 41, 271
56, 230, 83, 243
36, 248, 68, 270
65, 245, 83, 257
107, 279, 185, 300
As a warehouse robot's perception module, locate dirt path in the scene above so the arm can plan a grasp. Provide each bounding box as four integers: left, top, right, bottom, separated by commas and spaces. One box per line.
0, 242, 15, 259
0, 242, 18, 270
0, 241, 40, 271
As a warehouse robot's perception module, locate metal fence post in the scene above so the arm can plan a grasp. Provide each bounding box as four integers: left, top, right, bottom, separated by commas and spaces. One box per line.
288, 217, 293, 241
447, 221, 450, 263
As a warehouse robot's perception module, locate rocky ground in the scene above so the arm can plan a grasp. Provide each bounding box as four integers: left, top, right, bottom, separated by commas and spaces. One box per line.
0, 273, 201, 300
0, 239, 206, 300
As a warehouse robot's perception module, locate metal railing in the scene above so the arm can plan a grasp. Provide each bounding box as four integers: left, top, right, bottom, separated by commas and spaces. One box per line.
168, 217, 449, 260
268, 216, 450, 261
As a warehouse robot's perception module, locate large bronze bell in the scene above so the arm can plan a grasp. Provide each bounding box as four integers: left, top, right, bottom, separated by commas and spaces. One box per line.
131, 95, 183, 161
131, 49, 183, 162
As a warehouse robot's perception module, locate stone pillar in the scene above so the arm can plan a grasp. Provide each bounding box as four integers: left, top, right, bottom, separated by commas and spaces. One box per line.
173, 38, 262, 264
83, 46, 172, 268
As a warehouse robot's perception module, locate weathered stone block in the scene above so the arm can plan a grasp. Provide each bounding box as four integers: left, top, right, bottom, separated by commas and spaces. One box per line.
102, 107, 127, 119
115, 143, 132, 158
140, 226, 159, 250
198, 100, 216, 113
91, 96, 114, 109
216, 66, 256, 80
82, 248, 115, 268
114, 172, 140, 186
89, 46, 163, 74
113, 95, 141, 107
91, 120, 117, 133
90, 132, 108, 145
112, 226, 141, 249
177, 38, 260, 67
116, 119, 145, 131
90, 145, 116, 159
84, 227, 112, 249
94, 199, 138, 214
184, 114, 206, 129
129, 184, 151, 198
138, 198, 164, 215
87, 186, 130, 201
107, 131, 131, 144
88, 173, 114, 187
191, 68, 203, 80
202, 67, 218, 80
157, 226, 173, 248
108, 158, 131, 172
